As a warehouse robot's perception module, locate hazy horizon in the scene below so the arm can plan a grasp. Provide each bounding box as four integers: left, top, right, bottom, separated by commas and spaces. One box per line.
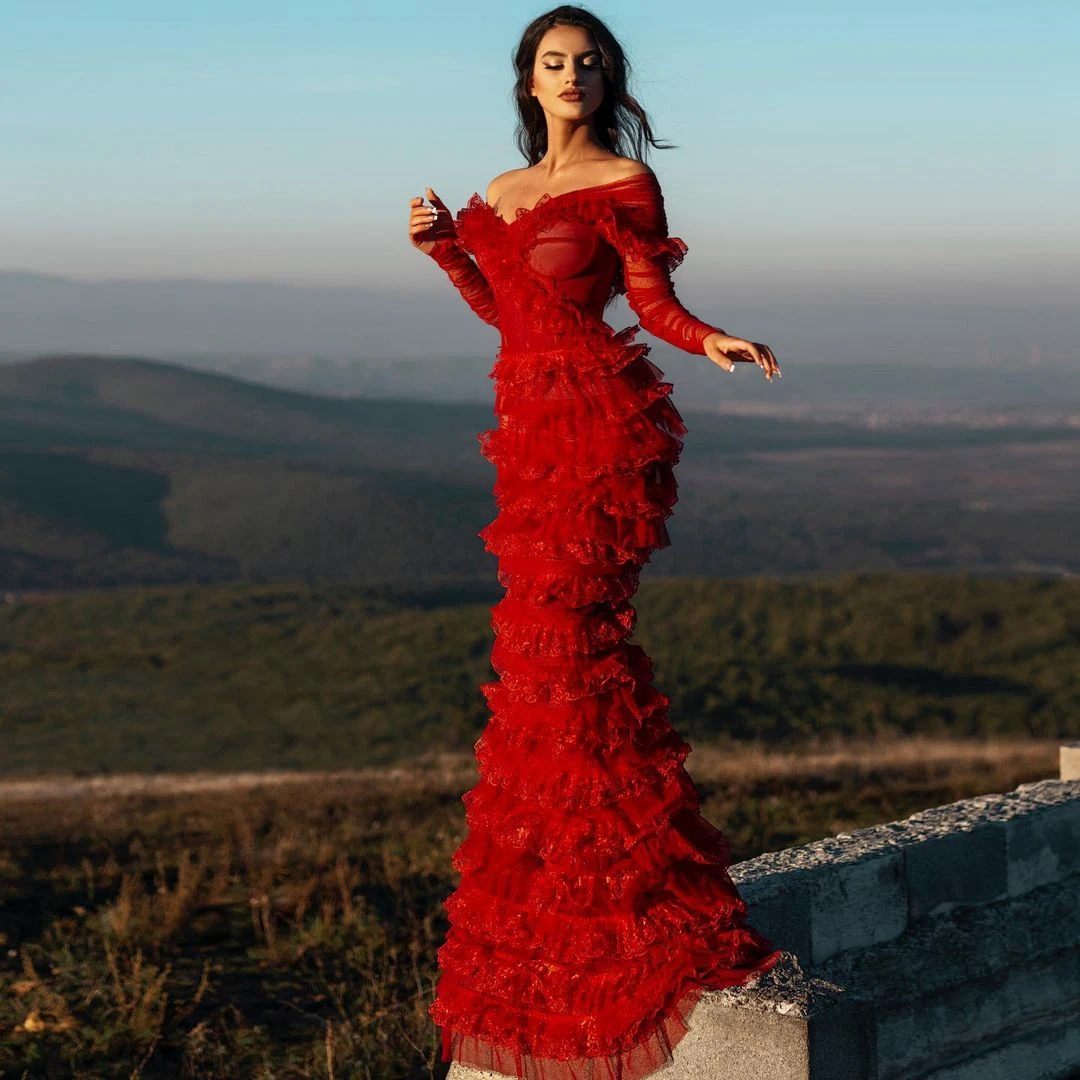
1, 268, 1076, 371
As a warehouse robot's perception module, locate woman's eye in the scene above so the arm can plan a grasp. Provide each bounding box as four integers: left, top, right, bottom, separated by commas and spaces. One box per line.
543, 63, 599, 70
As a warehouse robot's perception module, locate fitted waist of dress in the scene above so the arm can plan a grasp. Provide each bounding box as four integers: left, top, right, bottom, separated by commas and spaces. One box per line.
497, 330, 575, 355
495, 288, 615, 354
496, 309, 604, 351
497, 323, 646, 362
497, 319, 627, 356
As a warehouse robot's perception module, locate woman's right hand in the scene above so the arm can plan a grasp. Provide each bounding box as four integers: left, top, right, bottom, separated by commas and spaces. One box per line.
409, 186, 455, 255
703, 331, 781, 381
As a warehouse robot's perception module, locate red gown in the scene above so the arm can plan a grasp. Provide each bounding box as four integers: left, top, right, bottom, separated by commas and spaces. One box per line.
424, 170, 782, 1080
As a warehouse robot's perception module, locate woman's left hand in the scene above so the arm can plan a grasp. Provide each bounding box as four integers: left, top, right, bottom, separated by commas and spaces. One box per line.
703, 332, 781, 382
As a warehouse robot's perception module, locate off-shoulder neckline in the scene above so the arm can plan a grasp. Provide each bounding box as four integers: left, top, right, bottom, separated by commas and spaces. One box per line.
470, 169, 657, 227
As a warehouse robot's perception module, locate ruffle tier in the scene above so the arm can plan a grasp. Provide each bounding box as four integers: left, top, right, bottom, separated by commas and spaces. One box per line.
480, 341, 687, 484
459, 768, 702, 869
471, 736, 690, 823
453, 797, 739, 889
478, 680, 671, 753
438, 868, 751, 972
494, 461, 679, 522
494, 555, 643, 609
478, 398, 684, 480
473, 710, 690, 811
480, 504, 674, 567
487, 640, 655, 706
489, 595, 637, 659
492, 349, 676, 421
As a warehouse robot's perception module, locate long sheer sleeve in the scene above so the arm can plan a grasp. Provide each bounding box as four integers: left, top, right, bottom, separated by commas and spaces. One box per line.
427, 237, 500, 329
604, 172, 722, 356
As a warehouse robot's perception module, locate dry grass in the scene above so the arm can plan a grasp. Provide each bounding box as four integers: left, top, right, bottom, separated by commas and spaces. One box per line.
688, 732, 1057, 784
0, 735, 1063, 1078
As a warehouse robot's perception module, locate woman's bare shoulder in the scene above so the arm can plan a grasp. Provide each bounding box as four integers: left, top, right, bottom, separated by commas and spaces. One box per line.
608, 157, 653, 181
485, 168, 528, 206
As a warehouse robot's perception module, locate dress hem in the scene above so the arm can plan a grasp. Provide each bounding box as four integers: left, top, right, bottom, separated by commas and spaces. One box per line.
437, 944, 785, 1080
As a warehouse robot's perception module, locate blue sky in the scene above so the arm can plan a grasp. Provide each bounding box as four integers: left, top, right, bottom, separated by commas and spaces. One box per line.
3, 0, 1077, 306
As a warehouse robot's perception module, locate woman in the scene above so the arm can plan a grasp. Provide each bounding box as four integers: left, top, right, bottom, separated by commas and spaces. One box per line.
408, 6, 784, 1079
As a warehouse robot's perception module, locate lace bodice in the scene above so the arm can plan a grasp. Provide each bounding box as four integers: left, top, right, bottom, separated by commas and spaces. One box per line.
427, 171, 720, 355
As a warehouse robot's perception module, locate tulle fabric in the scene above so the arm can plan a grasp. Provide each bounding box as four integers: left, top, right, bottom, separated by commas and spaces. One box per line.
427, 172, 782, 1080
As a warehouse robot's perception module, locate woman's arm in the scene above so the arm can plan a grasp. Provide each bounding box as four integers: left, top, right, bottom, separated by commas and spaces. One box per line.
608, 170, 724, 356
427, 238, 500, 329
607, 172, 780, 378
410, 187, 500, 328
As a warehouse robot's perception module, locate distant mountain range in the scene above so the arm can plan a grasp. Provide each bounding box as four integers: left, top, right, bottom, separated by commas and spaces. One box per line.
0, 353, 1077, 593
0, 269, 462, 359
2, 269, 1078, 405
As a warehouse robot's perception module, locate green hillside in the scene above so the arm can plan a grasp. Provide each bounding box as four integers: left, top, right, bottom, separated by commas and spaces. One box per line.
0, 352, 493, 462
0, 572, 1076, 777
0, 355, 505, 588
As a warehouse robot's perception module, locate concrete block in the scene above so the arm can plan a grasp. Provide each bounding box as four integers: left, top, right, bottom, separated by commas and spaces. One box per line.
1060, 741, 1080, 782
873, 944, 1080, 1080
809, 850, 907, 967
817, 869, 1080, 1080
1006, 796, 1080, 896
668, 976, 875, 1080
648, 990, 812, 1080
919, 1014, 1080, 1080
734, 871, 813, 971
734, 824, 911, 970
903, 816, 1007, 919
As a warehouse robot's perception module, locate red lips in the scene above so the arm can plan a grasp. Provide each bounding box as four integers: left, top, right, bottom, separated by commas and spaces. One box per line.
559, 92, 584, 100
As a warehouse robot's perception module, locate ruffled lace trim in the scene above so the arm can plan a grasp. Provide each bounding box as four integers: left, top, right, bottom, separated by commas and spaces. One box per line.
489, 595, 637, 658
494, 557, 644, 609
493, 330, 648, 381
487, 641, 654, 705
440, 884, 752, 974
494, 467, 678, 530
460, 768, 701, 865
492, 354, 683, 437
479, 503, 674, 565
478, 680, 670, 751
479, 396, 685, 475
454, 797, 740, 880
474, 718, 689, 813
479, 682, 675, 748
431, 979, 705, 1080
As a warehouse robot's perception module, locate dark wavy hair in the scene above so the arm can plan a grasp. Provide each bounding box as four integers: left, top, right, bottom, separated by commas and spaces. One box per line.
511, 6, 676, 165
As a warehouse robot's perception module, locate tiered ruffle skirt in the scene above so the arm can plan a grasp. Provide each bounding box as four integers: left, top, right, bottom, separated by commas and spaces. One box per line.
429, 329, 783, 1080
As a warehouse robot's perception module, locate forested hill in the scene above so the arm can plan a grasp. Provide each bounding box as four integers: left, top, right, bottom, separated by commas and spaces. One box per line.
0, 352, 493, 463
0, 573, 1076, 776
0, 353, 1077, 592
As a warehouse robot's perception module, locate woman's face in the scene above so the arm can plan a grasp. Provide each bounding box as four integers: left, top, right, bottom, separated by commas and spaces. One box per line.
529, 23, 605, 122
